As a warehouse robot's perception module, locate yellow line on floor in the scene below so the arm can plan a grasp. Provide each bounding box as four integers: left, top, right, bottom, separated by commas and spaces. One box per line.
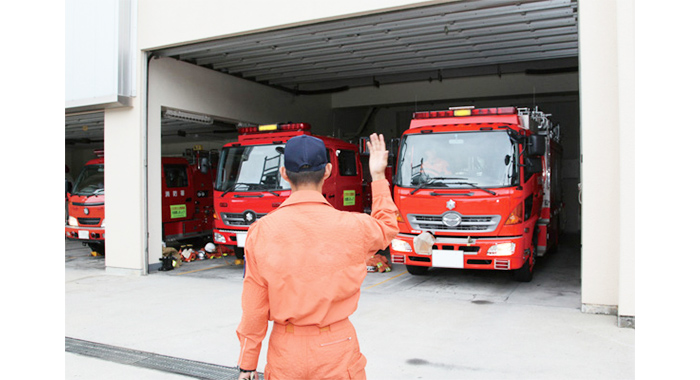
362, 270, 408, 290
175, 263, 233, 275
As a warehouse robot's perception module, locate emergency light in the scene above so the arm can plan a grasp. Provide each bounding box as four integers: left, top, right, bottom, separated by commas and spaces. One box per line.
413, 107, 517, 119
237, 122, 311, 134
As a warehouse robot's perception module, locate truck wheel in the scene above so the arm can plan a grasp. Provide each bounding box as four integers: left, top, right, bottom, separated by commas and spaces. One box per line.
406, 265, 429, 275
233, 247, 244, 260
87, 243, 104, 256
513, 254, 534, 282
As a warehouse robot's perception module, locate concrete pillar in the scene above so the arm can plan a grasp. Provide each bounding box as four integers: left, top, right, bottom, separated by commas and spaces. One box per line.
579, 0, 634, 322
615, 0, 635, 328
103, 103, 147, 275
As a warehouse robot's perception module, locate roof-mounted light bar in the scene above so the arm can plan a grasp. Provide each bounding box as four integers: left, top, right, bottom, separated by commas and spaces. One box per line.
237, 122, 311, 134
413, 106, 517, 119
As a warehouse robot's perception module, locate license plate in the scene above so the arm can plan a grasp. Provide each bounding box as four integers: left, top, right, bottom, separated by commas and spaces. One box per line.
432, 250, 464, 268
236, 232, 247, 248
78, 230, 89, 239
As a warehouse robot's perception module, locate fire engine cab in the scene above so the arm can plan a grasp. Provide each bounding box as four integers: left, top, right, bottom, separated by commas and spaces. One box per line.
213, 122, 365, 258
389, 106, 562, 281
65, 148, 216, 255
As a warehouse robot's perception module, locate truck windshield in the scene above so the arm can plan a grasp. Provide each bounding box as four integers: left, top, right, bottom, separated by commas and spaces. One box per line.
72, 164, 105, 196
396, 131, 518, 189
215, 145, 290, 192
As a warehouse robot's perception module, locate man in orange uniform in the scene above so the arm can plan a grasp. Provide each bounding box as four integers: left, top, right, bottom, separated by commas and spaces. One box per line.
236, 133, 399, 379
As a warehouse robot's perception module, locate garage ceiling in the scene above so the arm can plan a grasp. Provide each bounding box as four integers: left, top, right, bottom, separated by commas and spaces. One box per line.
154, 0, 578, 93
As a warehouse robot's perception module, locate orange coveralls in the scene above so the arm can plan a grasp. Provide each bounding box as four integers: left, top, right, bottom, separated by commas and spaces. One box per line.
236, 179, 398, 379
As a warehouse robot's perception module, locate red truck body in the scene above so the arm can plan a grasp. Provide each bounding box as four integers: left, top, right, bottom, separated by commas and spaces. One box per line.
389, 106, 562, 281
212, 122, 366, 258
65, 150, 215, 254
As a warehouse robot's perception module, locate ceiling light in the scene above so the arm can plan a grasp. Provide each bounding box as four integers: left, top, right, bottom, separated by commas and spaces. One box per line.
163, 109, 213, 125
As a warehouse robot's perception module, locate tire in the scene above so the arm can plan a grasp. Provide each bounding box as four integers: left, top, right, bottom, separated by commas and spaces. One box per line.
234, 246, 245, 260
513, 253, 534, 282
406, 265, 429, 275
87, 243, 105, 256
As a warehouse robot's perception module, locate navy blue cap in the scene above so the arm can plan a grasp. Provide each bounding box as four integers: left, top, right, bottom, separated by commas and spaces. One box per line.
284, 135, 328, 172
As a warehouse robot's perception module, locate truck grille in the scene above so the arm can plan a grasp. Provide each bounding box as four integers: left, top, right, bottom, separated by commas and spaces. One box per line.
78, 218, 101, 226
407, 213, 500, 233
221, 212, 267, 226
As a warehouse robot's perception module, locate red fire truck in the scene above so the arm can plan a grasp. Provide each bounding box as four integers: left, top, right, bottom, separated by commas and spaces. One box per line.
389, 106, 562, 281
65, 148, 216, 255
212, 122, 365, 258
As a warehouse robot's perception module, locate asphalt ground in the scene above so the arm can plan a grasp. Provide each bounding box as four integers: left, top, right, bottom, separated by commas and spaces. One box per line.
64, 233, 635, 379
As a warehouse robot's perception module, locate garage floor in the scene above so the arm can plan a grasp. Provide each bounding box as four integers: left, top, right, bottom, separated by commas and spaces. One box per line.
65, 233, 634, 379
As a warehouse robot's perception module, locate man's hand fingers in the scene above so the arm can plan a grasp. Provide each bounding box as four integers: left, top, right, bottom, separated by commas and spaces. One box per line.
367, 133, 386, 153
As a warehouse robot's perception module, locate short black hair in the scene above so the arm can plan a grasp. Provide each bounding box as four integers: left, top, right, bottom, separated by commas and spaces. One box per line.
285, 168, 325, 186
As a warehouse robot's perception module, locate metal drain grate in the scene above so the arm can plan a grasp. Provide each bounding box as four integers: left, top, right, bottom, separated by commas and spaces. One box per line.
65, 337, 252, 380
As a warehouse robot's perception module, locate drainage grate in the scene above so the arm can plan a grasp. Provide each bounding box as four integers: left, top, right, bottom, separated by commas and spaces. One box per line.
65, 337, 255, 380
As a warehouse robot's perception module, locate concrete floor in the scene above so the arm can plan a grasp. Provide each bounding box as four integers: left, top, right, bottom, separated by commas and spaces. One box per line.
65, 233, 634, 379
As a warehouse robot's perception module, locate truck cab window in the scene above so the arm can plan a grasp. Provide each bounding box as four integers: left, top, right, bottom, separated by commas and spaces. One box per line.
164, 164, 189, 188
72, 164, 105, 195
337, 149, 358, 176
216, 145, 291, 192
396, 131, 517, 189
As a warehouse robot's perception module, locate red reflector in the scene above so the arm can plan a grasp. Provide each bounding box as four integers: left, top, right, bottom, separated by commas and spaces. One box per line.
413, 112, 430, 119
391, 254, 406, 264
279, 122, 311, 131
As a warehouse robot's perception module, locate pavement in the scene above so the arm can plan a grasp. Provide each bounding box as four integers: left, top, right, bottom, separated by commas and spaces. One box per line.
64, 234, 635, 379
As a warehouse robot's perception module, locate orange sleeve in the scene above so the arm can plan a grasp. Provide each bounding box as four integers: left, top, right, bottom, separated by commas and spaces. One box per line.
235, 224, 269, 371
363, 179, 399, 254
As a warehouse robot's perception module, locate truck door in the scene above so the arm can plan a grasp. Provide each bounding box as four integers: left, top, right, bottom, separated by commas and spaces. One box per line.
162, 162, 194, 224
328, 147, 363, 212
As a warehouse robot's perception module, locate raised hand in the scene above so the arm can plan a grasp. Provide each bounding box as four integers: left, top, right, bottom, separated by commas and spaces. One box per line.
366, 133, 388, 181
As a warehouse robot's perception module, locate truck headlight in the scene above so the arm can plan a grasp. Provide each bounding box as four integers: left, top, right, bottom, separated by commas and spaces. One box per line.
214, 232, 226, 243
391, 239, 412, 252
487, 242, 516, 256
68, 216, 78, 227
101, 219, 106, 228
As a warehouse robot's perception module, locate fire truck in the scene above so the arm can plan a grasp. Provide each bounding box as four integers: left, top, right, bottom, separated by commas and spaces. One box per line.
213, 122, 365, 258
65, 148, 216, 255
389, 106, 562, 281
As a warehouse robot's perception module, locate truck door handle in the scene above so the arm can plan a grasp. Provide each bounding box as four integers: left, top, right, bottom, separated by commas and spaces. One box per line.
325, 194, 335, 198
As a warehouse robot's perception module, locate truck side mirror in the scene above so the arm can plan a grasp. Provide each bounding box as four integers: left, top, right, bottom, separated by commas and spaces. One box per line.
527, 135, 546, 157
526, 157, 543, 174
65, 180, 73, 195
358, 137, 370, 155
389, 138, 400, 164
200, 157, 209, 174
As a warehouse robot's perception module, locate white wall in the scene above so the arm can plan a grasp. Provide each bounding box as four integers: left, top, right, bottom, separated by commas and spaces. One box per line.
104, 103, 146, 273
331, 72, 579, 108
615, 0, 634, 325
579, 0, 634, 319
138, 0, 433, 50
66, 0, 136, 110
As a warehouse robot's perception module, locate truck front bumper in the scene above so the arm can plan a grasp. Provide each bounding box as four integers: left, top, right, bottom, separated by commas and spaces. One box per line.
389, 233, 528, 271
213, 228, 248, 248
65, 225, 105, 242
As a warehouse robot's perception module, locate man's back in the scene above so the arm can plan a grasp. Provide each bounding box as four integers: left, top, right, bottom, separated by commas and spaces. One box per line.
246, 183, 396, 327
236, 133, 397, 380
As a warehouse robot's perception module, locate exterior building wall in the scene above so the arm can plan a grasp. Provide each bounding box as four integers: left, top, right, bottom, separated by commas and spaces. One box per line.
73, 0, 636, 325
579, 0, 635, 321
